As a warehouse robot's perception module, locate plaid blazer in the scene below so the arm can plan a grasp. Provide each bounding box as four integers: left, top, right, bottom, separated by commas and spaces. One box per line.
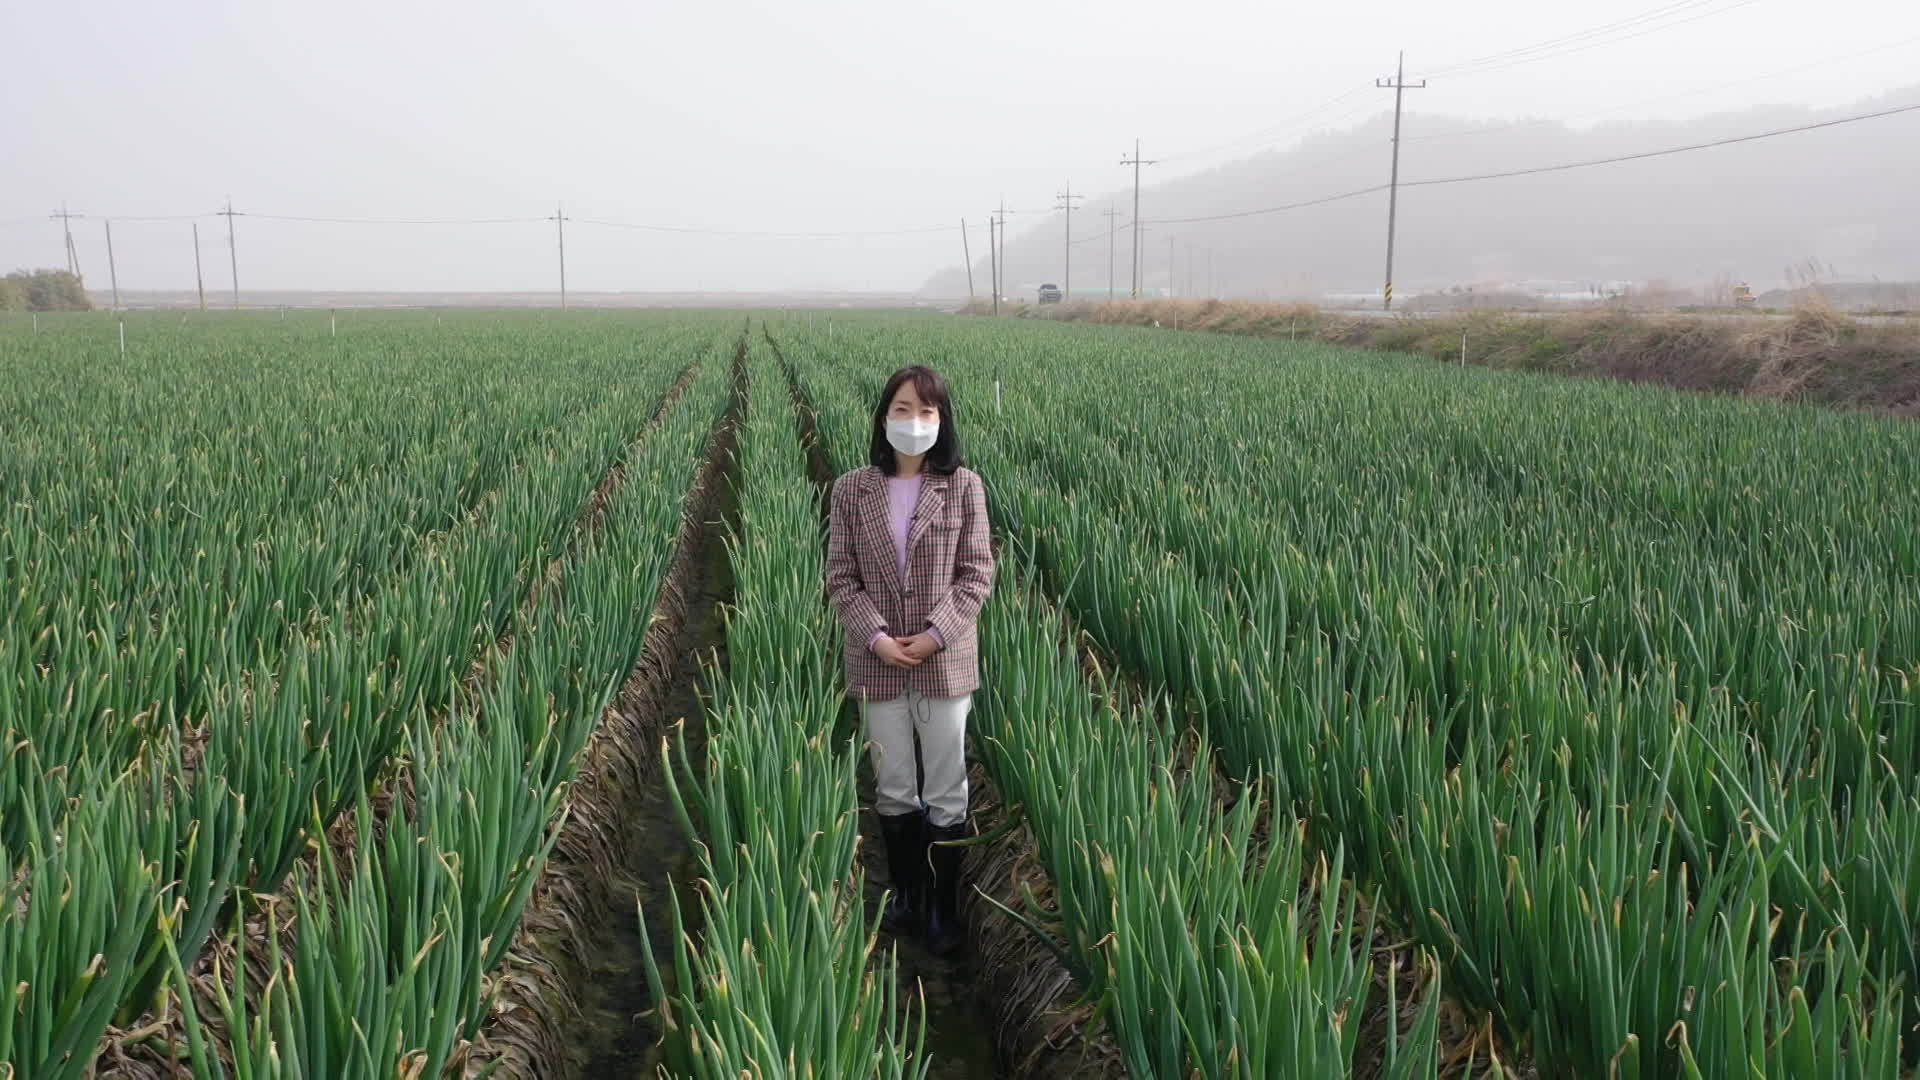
826, 464, 995, 701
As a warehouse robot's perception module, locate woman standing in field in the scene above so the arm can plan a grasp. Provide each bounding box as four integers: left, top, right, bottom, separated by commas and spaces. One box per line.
826, 364, 995, 957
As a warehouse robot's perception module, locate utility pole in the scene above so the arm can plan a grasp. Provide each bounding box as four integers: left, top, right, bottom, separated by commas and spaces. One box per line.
960, 219, 975, 302
103, 220, 120, 311
1119, 139, 1157, 298
193, 223, 206, 311
1054, 183, 1083, 300
50, 203, 84, 279
1136, 226, 1150, 297
219, 198, 241, 309
989, 200, 1019, 312
1102, 207, 1121, 299
1377, 52, 1426, 311
552, 204, 568, 310
996, 198, 1010, 304
990, 208, 1006, 313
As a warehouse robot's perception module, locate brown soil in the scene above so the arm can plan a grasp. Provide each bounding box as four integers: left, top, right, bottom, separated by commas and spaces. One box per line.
464, 339, 745, 1078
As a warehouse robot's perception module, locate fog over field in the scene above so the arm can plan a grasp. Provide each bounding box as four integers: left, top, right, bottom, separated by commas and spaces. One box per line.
4, 0, 1916, 297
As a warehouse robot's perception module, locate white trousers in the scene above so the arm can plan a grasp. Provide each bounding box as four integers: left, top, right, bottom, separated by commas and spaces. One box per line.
862, 689, 971, 828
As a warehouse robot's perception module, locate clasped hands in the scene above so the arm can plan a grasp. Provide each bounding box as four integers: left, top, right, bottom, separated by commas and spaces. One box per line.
874, 632, 941, 668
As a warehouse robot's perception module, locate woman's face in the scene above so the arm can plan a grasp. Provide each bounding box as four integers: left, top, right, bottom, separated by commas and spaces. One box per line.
888, 383, 940, 427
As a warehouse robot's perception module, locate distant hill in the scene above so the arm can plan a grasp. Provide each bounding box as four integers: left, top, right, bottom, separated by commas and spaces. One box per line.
923, 86, 1920, 300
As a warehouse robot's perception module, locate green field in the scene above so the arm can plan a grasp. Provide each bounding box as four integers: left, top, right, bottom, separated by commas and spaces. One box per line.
3, 309, 1917, 1078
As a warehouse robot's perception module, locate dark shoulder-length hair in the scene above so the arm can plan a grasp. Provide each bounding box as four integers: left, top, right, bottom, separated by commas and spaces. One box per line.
869, 365, 964, 476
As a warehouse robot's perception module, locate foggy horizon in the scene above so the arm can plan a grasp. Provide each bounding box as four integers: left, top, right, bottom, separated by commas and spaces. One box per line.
5, 0, 1917, 296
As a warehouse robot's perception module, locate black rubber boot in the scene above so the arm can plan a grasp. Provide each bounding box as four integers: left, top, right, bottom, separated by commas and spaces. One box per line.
877, 811, 926, 937
924, 819, 969, 957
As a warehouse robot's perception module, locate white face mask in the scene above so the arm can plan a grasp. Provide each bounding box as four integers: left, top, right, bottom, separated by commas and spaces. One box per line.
886, 416, 939, 457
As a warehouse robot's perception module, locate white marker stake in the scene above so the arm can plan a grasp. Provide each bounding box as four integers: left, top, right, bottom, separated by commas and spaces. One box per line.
1461, 331, 1468, 366
331, 310, 337, 338
119, 317, 127, 357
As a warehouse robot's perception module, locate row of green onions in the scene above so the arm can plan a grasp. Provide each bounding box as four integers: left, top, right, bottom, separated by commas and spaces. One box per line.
781, 314, 1918, 1077
638, 333, 927, 1077
160, 329, 735, 1078
786, 327, 1443, 1078
0, 313, 737, 1077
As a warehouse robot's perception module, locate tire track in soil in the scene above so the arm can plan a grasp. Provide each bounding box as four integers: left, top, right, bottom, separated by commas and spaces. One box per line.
443, 334, 739, 1078
536, 337, 746, 1079
562, 477, 737, 1078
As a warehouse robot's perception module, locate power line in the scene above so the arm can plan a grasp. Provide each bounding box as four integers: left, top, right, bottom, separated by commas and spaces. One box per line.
97, 212, 216, 222
40, 206, 951, 236
243, 211, 548, 225
1417, 0, 1714, 77
12, 92, 1910, 292
1155, 98, 1388, 179
1418, 0, 1726, 78
1157, 83, 1377, 164
1416, 0, 1765, 81
49, 211, 214, 223
572, 216, 952, 239
1002, 0, 1764, 259
4, 208, 954, 236
1148, 186, 1387, 226
1401, 100, 1920, 187
1142, 98, 1920, 227
1070, 221, 1125, 248
1254, 140, 1389, 183
1409, 31, 1920, 143
3, 211, 211, 228
984, 0, 1765, 246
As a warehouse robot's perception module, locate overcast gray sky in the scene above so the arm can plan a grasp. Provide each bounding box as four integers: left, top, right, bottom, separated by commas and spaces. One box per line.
3, 0, 1914, 294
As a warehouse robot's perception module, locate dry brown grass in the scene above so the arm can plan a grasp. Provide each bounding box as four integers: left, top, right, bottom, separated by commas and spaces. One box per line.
975, 297, 1920, 416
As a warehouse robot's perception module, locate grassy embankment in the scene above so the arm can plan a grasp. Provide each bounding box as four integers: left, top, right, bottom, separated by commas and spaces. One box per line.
974, 298, 1920, 416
